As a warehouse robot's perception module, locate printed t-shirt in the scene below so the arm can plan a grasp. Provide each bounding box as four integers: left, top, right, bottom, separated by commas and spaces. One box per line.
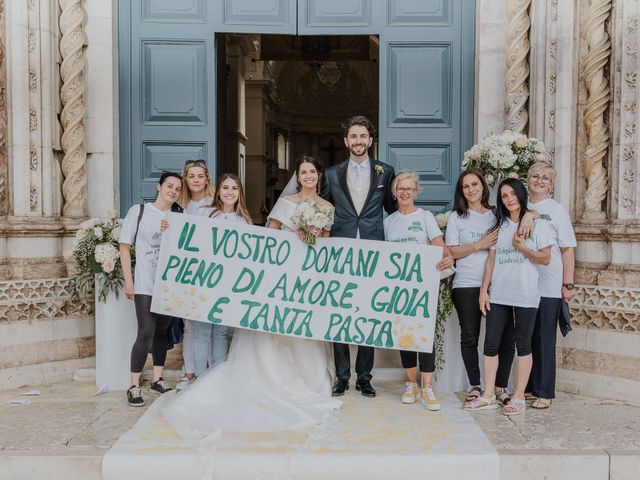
445, 209, 495, 289
119, 203, 167, 296
528, 198, 577, 298
384, 208, 443, 245
185, 197, 213, 216
489, 218, 553, 308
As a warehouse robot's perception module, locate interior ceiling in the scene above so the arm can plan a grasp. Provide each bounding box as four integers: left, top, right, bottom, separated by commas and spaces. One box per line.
253, 35, 379, 129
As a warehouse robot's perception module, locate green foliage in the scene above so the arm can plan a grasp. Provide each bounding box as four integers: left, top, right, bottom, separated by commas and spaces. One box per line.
71, 215, 130, 303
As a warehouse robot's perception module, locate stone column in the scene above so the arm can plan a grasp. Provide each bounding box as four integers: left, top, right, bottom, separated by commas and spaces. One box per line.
529, 0, 579, 208
59, 0, 87, 218
581, 0, 612, 220
611, 0, 639, 221
0, 0, 7, 218
504, 0, 532, 134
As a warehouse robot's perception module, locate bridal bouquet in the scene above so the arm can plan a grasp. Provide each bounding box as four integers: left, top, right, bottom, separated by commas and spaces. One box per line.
69, 210, 126, 302
290, 199, 334, 245
462, 130, 546, 186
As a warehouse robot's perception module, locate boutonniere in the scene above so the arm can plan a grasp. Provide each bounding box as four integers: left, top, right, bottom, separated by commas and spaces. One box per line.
374, 165, 384, 175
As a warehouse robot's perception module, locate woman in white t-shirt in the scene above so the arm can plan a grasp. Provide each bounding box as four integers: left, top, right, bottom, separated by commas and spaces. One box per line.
383, 171, 454, 411
464, 178, 552, 415
175, 160, 215, 392
446, 169, 510, 405
525, 162, 576, 410
119, 171, 183, 407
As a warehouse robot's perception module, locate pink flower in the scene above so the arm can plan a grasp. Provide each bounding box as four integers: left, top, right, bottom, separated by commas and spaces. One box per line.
102, 260, 115, 273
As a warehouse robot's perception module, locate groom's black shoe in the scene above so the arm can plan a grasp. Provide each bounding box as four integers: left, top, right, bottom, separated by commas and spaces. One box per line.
355, 380, 376, 397
332, 378, 349, 397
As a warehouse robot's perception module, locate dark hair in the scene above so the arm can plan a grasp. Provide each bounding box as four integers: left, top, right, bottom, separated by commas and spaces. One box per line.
159, 171, 182, 185
158, 171, 183, 212
341, 115, 376, 138
294, 155, 322, 192
491, 178, 529, 231
453, 169, 493, 218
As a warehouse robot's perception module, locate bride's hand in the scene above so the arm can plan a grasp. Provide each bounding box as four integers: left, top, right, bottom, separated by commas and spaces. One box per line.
308, 226, 322, 237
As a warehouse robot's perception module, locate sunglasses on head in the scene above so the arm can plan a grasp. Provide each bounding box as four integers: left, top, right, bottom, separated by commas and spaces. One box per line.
184, 159, 207, 168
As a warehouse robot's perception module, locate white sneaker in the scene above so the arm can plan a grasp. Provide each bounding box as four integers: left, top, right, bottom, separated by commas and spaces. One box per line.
421, 385, 441, 411
175, 376, 195, 391
401, 382, 421, 404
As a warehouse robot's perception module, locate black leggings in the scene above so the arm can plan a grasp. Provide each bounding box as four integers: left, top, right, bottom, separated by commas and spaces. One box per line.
452, 288, 513, 387
400, 349, 435, 373
484, 303, 537, 358
130, 295, 171, 373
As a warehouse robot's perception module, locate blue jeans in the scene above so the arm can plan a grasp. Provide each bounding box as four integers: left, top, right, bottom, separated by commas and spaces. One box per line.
191, 321, 234, 377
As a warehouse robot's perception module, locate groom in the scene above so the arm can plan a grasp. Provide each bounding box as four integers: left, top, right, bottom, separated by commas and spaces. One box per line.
321, 115, 396, 398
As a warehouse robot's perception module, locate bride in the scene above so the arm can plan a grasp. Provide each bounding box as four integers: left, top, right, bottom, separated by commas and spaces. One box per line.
161, 156, 340, 436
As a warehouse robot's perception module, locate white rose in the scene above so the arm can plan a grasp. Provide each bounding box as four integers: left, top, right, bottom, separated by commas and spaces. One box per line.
435, 211, 450, 229
508, 172, 519, 179
485, 174, 495, 185
111, 226, 121, 241
515, 136, 528, 148
102, 260, 115, 273
93, 227, 103, 240
75, 228, 89, 241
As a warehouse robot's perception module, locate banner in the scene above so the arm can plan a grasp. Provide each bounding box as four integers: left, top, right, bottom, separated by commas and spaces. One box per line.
151, 213, 443, 353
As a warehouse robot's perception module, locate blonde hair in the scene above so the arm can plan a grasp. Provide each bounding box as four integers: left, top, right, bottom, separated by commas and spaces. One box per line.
178, 159, 215, 208
391, 170, 421, 197
209, 173, 253, 224
528, 161, 556, 183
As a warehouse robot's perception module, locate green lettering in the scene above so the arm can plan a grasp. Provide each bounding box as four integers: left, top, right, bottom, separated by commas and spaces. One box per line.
207, 297, 229, 324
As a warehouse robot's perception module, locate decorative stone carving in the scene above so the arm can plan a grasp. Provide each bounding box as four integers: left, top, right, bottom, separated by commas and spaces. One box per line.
29, 70, 37, 91
625, 99, 638, 113
504, 0, 532, 133
0, 278, 93, 323
548, 74, 557, 94
0, 0, 7, 216
59, 0, 87, 218
570, 285, 640, 332
29, 186, 38, 208
626, 72, 637, 87
30, 147, 38, 170
582, 0, 612, 218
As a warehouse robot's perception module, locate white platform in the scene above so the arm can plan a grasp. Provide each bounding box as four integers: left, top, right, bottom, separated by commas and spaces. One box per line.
103, 382, 498, 480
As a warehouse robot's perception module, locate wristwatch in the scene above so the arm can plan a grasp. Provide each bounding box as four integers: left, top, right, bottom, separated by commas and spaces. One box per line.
562, 283, 575, 290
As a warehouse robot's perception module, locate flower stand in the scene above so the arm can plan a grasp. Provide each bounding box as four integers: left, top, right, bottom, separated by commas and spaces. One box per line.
95, 287, 137, 390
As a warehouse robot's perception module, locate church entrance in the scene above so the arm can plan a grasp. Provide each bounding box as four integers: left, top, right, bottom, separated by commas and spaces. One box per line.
216, 34, 379, 221
118, 1, 475, 220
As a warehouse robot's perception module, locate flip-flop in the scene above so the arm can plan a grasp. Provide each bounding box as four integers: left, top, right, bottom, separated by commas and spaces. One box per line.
531, 398, 552, 409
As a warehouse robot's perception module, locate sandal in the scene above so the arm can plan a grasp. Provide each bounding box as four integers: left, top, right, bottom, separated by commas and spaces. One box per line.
524, 392, 536, 400
465, 386, 482, 402
495, 388, 511, 406
463, 396, 498, 410
502, 398, 526, 416
531, 398, 552, 409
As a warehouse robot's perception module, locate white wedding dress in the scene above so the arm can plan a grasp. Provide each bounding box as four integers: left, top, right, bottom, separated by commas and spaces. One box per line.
161, 198, 340, 436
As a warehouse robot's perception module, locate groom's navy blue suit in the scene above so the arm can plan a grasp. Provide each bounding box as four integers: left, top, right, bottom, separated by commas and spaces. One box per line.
321, 158, 396, 383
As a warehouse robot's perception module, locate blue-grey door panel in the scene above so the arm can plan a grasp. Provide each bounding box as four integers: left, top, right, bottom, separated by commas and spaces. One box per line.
214, 0, 297, 33
120, 0, 217, 213
298, 0, 383, 34
121, 0, 475, 215
387, 0, 453, 26
380, 0, 474, 214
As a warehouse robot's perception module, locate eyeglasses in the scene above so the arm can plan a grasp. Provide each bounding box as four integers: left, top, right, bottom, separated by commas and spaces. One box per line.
396, 187, 416, 193
529, 174, 552, 183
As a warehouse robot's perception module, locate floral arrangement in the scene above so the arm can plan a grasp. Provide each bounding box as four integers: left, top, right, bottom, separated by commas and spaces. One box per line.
433, 210, 453, 375
69, 210, 126, 303
291, 199, 335, 245
462, 130, 546, 186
